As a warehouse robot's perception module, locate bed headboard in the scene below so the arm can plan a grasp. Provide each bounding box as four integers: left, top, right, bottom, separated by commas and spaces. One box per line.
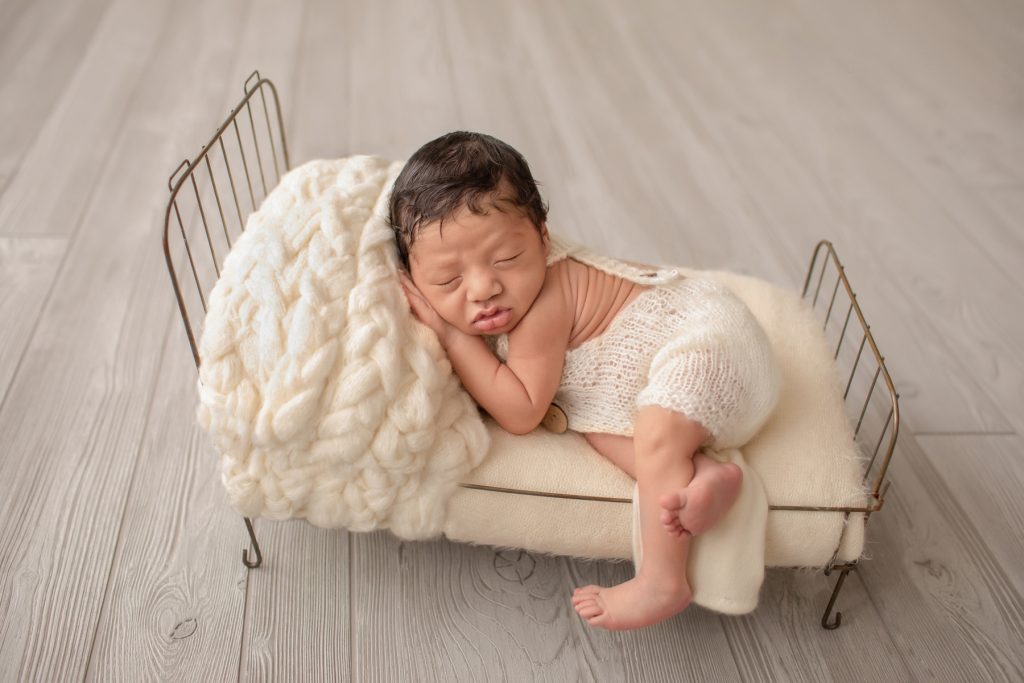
162, 70, 290, 369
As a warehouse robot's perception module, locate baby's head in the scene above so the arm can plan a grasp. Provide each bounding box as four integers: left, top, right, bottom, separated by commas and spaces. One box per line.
389, 132, 551, 335
389, 131, 548, 271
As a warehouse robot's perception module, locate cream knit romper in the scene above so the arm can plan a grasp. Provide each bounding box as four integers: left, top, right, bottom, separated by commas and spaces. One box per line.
489, 234, 780, 450
489, 234, 780, 602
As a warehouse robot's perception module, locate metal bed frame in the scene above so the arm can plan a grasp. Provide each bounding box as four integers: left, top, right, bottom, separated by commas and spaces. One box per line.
163, 72, 900, 631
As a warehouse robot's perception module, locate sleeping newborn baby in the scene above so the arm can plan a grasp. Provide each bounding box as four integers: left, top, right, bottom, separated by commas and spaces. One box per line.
390, 131, 779, 631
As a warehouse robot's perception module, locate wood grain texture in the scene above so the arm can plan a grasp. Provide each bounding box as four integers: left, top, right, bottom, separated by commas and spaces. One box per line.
84, 336, 246, 682
0, 0, 268, 677
241, 521, 351, 682
0, 0, 173, 238
0, 0, 115, 200
721, 569, 911, 682
917, 435, 1024, 599
0, 237, 65, 402
777, 0, 1024, 437
351, 536, 744, 682
857, 434, 1024, 681
608, 0, 1020, 436
0, 0, 33, 56
82, 0, 313, 676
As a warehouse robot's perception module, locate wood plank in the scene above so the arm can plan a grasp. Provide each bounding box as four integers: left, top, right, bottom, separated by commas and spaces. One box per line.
0, 124, 176, 680
88, 0, 309, 679
769, 0, 1024, 434
85, 0, 316, 674
343, 0, 460, 158
795, 0, 1024, 188
353, 535, 744, 681
83, 331, 245, 682
0, 0, 282, 677
753, 6, 1024, 300
948, 0, 1024, 80
917, 435, 1024, 598
0, 237, 66, 400
286, 0, 350, 163
241, 521, 350, 682
856, 433, 1024, 680
968, 184, 1024, 292
722, 570, 911, 682
0, 0, 31, 50
0, 0, 115, 199
0, 0, 176, 236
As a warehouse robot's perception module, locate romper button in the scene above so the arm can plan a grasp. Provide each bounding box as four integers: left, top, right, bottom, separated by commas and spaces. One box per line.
542, 404, 569, 434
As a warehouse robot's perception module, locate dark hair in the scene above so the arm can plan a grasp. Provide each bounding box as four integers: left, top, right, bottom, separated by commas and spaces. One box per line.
388, 131, 548, 270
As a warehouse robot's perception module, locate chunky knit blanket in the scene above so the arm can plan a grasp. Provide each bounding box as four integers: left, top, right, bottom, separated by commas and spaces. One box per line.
196, 156, 490, 539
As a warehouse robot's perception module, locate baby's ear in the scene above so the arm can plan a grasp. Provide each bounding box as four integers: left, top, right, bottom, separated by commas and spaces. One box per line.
540, 223, 550, 255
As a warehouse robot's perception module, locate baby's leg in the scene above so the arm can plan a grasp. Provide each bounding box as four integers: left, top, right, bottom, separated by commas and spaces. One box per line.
583, 432, 637, 479
582, 430, 742, 538
572, 406, 703, 630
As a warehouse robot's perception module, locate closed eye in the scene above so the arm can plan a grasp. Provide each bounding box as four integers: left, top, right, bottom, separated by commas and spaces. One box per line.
497, 251, 524, 264
434, 275, 461, 287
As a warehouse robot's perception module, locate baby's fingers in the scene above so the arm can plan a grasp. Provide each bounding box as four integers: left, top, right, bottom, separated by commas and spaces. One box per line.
398, 275, 435, 324
398, 273, 420, 301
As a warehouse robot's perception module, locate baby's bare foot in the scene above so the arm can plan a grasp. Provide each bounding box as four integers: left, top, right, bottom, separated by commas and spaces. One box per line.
658, 462, 743, 538
572, 574, 692, 631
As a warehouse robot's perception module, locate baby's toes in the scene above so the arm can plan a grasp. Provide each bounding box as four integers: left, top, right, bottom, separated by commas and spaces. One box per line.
574, 597, 602, 618
660, 513, 692, 538
572, 592, 594, 606
673, 525, 693, 539
659, 491, 686, 511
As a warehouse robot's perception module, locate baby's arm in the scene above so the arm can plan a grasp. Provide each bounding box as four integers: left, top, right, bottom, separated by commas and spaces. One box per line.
445, 282, 572, 434
401, 270, 573, 434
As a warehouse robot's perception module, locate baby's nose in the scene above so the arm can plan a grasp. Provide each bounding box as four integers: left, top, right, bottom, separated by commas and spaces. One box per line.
468, 273, 502, 302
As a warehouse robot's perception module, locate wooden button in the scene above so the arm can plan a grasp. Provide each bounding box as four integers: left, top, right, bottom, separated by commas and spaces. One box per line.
541, 404, 568, 434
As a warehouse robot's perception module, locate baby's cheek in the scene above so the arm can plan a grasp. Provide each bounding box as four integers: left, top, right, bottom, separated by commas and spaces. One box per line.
433, 299, 463, 326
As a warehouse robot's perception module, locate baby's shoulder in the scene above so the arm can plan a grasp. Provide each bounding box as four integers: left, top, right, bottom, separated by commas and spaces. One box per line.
547, 255, 592, 292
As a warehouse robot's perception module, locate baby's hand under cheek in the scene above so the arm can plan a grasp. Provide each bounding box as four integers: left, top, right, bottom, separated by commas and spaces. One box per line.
399, 272, 456, 347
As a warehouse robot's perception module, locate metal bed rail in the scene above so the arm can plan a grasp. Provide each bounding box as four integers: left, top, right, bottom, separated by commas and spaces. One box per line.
163, 70, 289, 569
163, 70, 290, 371
162, 73, 899, 629
799, 239, 900, 628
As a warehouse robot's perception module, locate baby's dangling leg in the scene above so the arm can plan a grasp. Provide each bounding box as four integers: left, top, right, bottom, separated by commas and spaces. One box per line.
658, 451, 743, 538
573, 406, 703, 631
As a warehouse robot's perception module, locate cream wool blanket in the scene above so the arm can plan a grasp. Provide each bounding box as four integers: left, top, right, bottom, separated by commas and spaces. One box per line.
196, 156, 489, 538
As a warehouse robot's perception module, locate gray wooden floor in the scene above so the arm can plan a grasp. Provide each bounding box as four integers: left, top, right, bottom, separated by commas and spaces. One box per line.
1, 0, 1022, 680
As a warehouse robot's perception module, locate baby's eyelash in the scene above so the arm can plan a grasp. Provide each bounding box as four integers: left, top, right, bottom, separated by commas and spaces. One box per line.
498, 251, 524, 263
435, 276, 461, 287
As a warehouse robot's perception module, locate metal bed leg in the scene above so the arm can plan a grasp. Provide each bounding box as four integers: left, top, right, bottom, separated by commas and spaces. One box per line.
242, 517, 263, 568
821, 564, 853, 629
